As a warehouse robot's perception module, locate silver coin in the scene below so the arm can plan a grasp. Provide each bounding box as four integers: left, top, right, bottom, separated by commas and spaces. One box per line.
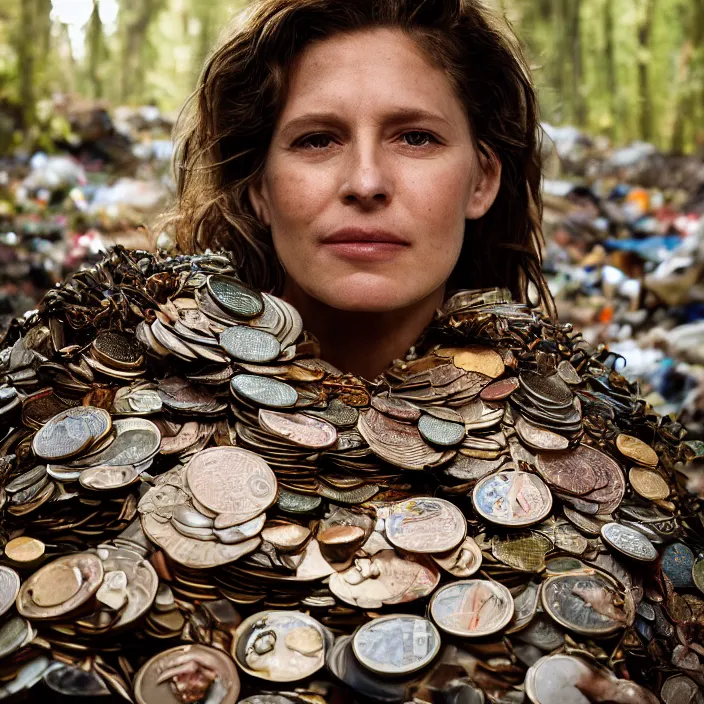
70, 418, 161, 468
661, 675, 704, 704
417, 414, 466, 446
600, 522, 658, 562
231, 374, 298, 408
207, 275, 263, 318
473, 470, 552, 527
386, 497, 466, 554
219, 325, 281, 363
352, 614, 440, 676
0, 566, 20, 618
32, 406, 111, 461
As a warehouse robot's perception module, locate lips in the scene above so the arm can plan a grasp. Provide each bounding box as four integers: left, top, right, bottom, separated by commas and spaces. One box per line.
321, 228, 410, 245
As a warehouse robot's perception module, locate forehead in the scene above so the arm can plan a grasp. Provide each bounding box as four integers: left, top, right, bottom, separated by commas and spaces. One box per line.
278, 27, 466, 124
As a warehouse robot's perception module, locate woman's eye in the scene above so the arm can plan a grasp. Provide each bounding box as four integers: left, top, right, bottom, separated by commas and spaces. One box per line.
297, 134, 335, 149
402, 131, 438, 146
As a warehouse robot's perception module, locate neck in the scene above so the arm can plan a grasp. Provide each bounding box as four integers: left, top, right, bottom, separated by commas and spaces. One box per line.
282, 281, 445, 381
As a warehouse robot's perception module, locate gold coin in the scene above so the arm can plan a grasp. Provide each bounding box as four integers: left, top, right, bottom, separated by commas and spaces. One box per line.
4, 536, 45, 563
436, 346, 505, 378
629, 467, 669, 500
616, 434, 658, 467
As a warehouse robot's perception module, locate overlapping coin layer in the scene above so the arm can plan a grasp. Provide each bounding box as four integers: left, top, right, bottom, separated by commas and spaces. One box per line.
0, 247, 699, 703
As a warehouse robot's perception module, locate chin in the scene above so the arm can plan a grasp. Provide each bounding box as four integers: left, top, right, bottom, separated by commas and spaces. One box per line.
314, 274, 428, 313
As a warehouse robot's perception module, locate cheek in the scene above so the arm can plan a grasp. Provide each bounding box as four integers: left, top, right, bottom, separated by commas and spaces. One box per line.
267, 166, 327, 230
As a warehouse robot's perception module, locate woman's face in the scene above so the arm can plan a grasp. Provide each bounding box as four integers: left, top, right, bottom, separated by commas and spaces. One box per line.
249, 27, 501, 313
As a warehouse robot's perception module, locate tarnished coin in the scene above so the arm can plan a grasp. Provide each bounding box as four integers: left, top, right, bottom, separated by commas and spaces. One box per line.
480, 377, 519, 401
519, 371, 573, 408
258, 409, 337, 449
207, 275, 263, 318
600, 522, 658, 562
541, 571, 632, 636
436, 346, 505, 378
0, 566, 20, 618
661, 675, 704, 704
515, 415, 568, 452
134, 643, 240, 704
93, 331, 143, 367
616, 433, 658, 467
430, 580, 514, 637
629, 466, 669, 500
556, 360, 581, 385
233, 611, 329, 682
0, 615, 33, 660
219, 325, 281, 363
277, 490, 322, 514
32, 406, 112, 461
385, 497, 466, 554
3, 536, 45, 564
661, 543, 695, 588
492, 532, 552, 572
352, 614, 440, 676
693, 557, 704, 595
507, 581, 540, 634
417, 414, 465, 446
185, 447, 277, 524
231, 374, 298, 408
431, 536, 483, 577
473, 470, 552, 527
17, 553, 104, 619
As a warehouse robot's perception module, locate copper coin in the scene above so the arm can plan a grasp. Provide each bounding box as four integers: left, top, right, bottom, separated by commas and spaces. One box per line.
536, 444, 619, 497
473, 470, 553, 527
185, 447, 277, 524
616, 433, 658, 467
258, 409, 337, 449
480, 377, 520, 401
430, 580, 514, 637
385, 497, 466, 554
134, 643, 240, 704
4, 536, 45, 563
17, 553, 104, 619
436, 346, 505, 378
629, 466, 669, 501
32, 406, 112, 461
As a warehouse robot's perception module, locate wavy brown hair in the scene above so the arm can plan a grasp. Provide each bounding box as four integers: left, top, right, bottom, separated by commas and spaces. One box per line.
165, 0, 554, 315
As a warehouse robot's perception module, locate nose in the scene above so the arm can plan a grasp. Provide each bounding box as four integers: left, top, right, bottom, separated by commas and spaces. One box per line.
338, 137, 392, 208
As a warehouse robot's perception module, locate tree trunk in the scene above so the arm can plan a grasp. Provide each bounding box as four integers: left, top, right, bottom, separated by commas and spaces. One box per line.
17, 0, 35, 129
87, 0, 104, 99
637, 0, 657, 142
570, 0, 587, 127
603, 0, 618, 141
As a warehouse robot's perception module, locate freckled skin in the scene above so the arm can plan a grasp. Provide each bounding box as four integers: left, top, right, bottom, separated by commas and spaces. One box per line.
249, 27, 501, 315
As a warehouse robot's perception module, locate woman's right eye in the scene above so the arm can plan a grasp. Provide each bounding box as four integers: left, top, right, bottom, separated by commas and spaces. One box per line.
296, 134, 335, 149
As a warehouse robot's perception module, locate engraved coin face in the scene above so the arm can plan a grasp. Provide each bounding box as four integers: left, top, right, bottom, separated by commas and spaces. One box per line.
616, 433, 658, 467
258, 409, 337, 449
600, 522, 658, 562
661, 675, 704, 704
431, 536, 483, 578
231, 374, 298, 408
473, 470, 552, 527
430, 580, 514, 637
352, 615, 440, 675
417, 414, 466, 446
661, 543, 695, 588
32, 406, 112, 461
233, 611, 328, 682
134, 643, 240, 704
219, 325, 281, 363
541, 572, 631, 635
629, 466, 669, 500
93, 331, 143, 366
0, 566, 20, 619
385, 497, 466, 554
207, 275, 264, 318
185, 447, 277, 524
71, 418, 161, 468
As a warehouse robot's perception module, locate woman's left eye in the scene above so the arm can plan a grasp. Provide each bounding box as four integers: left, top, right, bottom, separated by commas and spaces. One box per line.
402, 131, 438, 146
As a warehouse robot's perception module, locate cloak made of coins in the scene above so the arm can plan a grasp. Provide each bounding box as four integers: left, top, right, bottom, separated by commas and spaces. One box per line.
0, 246, 700, 704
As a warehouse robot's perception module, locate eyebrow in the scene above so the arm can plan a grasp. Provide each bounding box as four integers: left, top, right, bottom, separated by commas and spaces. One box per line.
278, 108, 452, 136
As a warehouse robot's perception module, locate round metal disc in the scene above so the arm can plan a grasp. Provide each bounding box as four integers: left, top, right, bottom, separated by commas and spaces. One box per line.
352, 614, 440, 676
231, 374, 298, 408
0, 566, 20, 619
600, 522, 658, 562
32, 406, 112, 461
219, 325, 281, 363
207, 275, 263, 318
661, 543, 695, 588
473, 470, 552, 527
417, 414, 465, 446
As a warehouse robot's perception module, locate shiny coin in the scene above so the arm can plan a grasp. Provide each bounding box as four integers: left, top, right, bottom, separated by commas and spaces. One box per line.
0, 615, 33, 660
32, 405, 111, 461
507, 581, 541, 634
629, 466, 669, 500
17, 553, 104, 619
417, 414, 465, 446
207, 275, 263, 318
430, 579, 514, 637
261, 523, 311, 551
661, 543, 695, 588
431, 536, 483, 578
600, 522, 658, 562
134, 643, 240, 704
79, 464, 140, 491
616, 433, 658, 467
436, 346, 505, 378
661, 675, 704, 704
277, 490, 322, 514
515, 415, 568, 452
3, 536, 45, 563
556, 360, 581, 385
352, 614, 440, 676
0, 566, 20, 618
519, 371, 573, 408
541, 571, 632, 636
231, 374, 298, 408
185, 447, 277, 524
480, 377, 519, 401
258, 409, 337, 449
233, 610, 329, 682
385, 497, 466, 554
473, 470, 552, 527
219, 325, 281, 363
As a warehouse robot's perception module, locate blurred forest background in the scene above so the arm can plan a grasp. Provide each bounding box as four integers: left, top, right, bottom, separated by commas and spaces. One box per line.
1, 0, 703, 154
